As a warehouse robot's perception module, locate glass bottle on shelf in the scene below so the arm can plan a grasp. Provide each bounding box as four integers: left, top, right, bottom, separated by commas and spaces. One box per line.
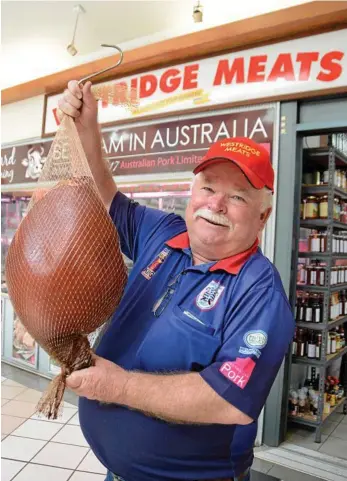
320, 231, 327, 253
317, 265, 325, 286
327, 333, 332, 355
297, 328, 306, 357
316, 333, 322, 360
312, 294, 322, 323
307, 331, 316, 359
308, 231, 320, 252
292, 328, 298, 356
331, 332, 337, 354
305, 294, 312, 322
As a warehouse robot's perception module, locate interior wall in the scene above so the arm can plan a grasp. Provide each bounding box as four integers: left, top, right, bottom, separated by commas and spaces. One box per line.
1, 95, 45, 145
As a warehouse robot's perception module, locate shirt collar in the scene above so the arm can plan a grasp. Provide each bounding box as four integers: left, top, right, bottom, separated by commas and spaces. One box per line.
166, 232, 259, 275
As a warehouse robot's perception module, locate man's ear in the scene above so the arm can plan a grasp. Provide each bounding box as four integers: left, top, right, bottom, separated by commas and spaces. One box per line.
260, 207, 272, 226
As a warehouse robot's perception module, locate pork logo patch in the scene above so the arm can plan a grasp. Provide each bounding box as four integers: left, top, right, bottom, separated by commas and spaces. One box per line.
196, 281, 225, 310
219, 357, 256, 389
141, 248, 171, 280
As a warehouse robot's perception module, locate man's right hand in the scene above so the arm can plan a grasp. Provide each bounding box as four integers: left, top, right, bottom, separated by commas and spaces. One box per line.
58, 80, 98, 134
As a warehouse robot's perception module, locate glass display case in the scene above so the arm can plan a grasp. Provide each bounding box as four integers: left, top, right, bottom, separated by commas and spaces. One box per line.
1, 181, 191, 378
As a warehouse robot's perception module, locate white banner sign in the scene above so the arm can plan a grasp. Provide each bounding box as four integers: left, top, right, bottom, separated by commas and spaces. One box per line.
44, 29, 347, 135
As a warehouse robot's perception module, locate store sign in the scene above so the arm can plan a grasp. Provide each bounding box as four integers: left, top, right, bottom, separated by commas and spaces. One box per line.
2, 107, 274, 184
101, 108, 274, 176
1, 142, 52, 185
43, 29, 346, 136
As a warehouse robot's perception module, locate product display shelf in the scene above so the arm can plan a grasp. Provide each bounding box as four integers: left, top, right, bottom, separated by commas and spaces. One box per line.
302, 185, 347, 201
296, 284, 347, 293
303, 147, 347, 167
296, 314, 347, 331
298, 252, 347, 260
292, 345, 347, 367
300, 219, 347, 230
288, 396, 347, 428
290, 146, 347, 443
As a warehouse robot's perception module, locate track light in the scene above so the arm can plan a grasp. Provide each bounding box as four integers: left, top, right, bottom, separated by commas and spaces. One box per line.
67, 4, 85, 56
193, 1, 203, 23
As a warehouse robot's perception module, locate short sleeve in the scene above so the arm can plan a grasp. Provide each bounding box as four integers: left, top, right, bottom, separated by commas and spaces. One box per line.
200, 287, 295, 420
109, 192, 185, 262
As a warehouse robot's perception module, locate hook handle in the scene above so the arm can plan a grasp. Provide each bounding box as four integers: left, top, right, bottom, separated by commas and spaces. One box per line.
78, 44, 123, 85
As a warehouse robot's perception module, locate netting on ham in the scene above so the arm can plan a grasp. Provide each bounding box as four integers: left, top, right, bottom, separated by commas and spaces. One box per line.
5, 115, 127, 419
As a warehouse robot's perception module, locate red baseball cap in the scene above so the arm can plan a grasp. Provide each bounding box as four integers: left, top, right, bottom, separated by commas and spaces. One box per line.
193, 137, 274, 192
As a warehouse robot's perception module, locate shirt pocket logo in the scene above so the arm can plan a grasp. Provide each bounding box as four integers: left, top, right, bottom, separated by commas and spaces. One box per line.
195, 280, 225, 310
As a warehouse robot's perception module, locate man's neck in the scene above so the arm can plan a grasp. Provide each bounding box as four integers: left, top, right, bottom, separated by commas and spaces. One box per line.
191, 240, 258, 266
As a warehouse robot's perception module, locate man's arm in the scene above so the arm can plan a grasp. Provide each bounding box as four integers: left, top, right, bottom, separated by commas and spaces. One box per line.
66, 355, 252, 426
58, 80, 117, 211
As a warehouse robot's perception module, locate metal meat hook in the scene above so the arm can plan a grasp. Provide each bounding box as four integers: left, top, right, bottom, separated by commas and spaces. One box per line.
78, 44, 123, 85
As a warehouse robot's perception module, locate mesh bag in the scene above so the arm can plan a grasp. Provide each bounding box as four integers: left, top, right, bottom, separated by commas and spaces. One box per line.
5, 114, 128, 419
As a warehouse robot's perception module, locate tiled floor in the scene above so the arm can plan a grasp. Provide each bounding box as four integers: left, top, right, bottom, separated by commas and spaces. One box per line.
2, 363, 347, 481
1, 373, 106, 481
286, 405, 347, 458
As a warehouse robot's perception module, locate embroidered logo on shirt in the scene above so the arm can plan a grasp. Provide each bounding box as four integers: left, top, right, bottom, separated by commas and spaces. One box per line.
141, 248, 171, 280
243, 330, 268, 349
219, 357, 256, 389
195, 281, 225, 310
238, 346, 262, 359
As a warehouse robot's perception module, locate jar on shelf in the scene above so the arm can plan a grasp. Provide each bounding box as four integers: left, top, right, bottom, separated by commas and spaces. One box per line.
318, 195, 328, 219
307, 266, 314, 285
332, 234, 337, 253
303, 172, 314, 185
334, 197, 341, 220
303, 196, 319, 220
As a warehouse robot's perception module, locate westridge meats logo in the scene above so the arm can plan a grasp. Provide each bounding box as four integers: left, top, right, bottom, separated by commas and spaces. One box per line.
196, 281, 225, 310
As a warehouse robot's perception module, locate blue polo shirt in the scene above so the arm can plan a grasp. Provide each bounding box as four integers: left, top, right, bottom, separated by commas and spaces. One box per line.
79, 192, 294, 481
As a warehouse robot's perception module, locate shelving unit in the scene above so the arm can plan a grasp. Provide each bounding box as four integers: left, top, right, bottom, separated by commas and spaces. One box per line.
290, 146, 347, 442
288, 396, 346, 427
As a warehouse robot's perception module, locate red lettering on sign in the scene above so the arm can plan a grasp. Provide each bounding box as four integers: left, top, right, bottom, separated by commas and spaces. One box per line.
160, 68, 181, 94
247, 55, 267, 82
213, 58, 245, 86
183, 64, 199, 89
296, 52, 319, 81
317, 51, 344, 82
268, 53, 295, 81
140, 74, 157, 98
52, 108, 61, 126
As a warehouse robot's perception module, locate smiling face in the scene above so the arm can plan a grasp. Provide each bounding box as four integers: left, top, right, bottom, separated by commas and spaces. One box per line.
185, 161, 272, 262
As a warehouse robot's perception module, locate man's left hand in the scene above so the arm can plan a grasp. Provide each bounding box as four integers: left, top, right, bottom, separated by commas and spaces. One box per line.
66, 355, 129, 404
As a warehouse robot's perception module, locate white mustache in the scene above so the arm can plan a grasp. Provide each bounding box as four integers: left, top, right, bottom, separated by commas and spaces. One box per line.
193, 208, 233, 229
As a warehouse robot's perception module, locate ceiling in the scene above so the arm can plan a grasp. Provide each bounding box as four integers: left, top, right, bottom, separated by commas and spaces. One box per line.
1, 0, 312, 89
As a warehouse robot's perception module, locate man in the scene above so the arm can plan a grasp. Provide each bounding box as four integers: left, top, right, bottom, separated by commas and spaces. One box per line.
59, 81, 295, 481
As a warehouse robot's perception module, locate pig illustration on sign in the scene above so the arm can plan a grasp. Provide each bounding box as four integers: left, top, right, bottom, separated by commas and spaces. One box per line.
22, 145, 46, 179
